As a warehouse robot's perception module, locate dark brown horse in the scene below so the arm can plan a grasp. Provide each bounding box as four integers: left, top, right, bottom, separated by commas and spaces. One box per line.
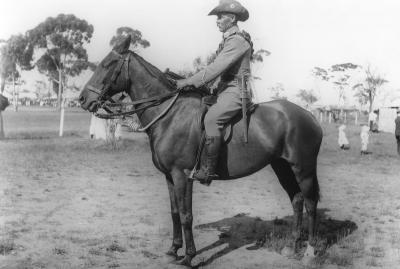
79, 36, 323, 266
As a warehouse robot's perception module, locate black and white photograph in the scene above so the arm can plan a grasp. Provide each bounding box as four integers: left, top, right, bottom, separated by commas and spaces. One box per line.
1, 0, 400, 268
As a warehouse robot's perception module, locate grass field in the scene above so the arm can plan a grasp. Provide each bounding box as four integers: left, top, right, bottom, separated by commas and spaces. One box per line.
0, 107, 399, 269
1, 107, 91, 139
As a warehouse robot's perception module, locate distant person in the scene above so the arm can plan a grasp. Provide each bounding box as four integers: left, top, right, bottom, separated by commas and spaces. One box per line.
332, 112, 338, 123
395, 110, 400, 155
368, 110, 377, 132
338, 124, 350, 150
360, 124, 371, 155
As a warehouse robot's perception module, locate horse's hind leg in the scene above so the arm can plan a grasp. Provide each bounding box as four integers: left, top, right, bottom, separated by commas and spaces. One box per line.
165, 174, 183, 259
292, 165, 319, 257
271, 158, 304, 252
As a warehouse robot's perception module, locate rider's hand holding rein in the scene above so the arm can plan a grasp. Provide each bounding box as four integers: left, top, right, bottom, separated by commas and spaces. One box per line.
176, 78, 193, 90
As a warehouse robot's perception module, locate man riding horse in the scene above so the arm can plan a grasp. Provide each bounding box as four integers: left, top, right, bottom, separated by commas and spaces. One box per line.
176, 0, 252, 185
79, 1, 323, 263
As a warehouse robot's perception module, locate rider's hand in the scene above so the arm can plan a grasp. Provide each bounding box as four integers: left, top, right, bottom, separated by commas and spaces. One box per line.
176, 79, 193, 90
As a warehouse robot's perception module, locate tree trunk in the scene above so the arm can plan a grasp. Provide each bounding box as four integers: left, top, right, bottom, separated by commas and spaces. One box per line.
58, 69, 65, 136
12, 73, 18, 112
0, 82, 5, 139
0, 112, 4, 139
368, 91, 373, 113
59, 97, 65, 137
57, 70, 62, 110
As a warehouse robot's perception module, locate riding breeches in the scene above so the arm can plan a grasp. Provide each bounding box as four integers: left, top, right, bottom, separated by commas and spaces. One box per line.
204, 89, 242, 137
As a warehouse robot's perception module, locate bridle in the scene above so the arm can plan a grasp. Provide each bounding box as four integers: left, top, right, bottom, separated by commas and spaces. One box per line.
86, 50, 181, 131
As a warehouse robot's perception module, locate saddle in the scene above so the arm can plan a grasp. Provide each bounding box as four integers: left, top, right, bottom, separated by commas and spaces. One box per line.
200, 95, 257, 143
164, 68, 257, 140
164, 69, 258, 180
164, 69, 257, 142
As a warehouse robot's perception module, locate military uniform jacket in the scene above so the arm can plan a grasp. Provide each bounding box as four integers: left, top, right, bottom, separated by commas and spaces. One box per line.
188, 26, 252, 94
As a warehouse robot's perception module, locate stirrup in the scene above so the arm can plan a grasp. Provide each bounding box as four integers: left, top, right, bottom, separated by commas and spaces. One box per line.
188, 167, 218, 186
197, 174, 218, 186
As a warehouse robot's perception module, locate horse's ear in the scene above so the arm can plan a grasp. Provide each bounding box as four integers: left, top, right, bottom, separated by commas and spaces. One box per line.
113, 35, 131, 54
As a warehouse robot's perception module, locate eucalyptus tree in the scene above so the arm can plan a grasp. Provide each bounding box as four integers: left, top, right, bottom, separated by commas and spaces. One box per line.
0, 34, 33, 109
110, 27, 150, 51
269, 83, 287, 100
297, 89, 318, 107
352, 65, 388, 112
312, 63, 360, 106
0, 35, 33, 138
26, 14, 94, 108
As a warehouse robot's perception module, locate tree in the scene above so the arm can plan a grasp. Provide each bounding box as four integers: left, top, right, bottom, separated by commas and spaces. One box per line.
252, 49, 270, 63
297, 89, 318, 107
34, 79, 51, 100
352, 65, 388, 112
110, 27, 150, 51
26, 14, 94, 108
0, 35, 33, 104
312, 63, 360, 105
269, 83, 287, 100
0, 35, 33, 138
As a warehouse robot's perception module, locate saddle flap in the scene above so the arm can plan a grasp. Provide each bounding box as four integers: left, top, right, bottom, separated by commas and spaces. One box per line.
199, 98, 258, 143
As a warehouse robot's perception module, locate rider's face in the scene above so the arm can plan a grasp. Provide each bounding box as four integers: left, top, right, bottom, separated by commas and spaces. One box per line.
216, 13, 236, 32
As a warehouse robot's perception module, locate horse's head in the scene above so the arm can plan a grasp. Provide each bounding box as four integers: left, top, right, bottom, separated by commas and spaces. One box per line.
79, 35, 131, 112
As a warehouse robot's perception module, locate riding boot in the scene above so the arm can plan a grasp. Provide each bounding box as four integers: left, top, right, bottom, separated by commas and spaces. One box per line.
193, 135, 221, 185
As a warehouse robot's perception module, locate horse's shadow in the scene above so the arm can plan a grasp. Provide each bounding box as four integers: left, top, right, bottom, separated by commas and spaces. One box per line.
191, 208, 357, 268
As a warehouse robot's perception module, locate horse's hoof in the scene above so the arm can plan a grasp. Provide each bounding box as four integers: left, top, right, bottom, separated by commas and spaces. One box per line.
303, 242, 316, 258
301, 242, 316, 265
172, 255, 192, 267
281, 246, 295, 257
165, 249, 178, 259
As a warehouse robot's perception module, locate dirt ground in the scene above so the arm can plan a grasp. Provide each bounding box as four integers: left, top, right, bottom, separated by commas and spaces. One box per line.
1, 108, 400, 269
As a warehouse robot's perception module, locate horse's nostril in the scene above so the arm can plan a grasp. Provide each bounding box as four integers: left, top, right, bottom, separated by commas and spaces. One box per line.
79, 95, 85, 104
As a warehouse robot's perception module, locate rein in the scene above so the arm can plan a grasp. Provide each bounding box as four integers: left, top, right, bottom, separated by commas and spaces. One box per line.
88, 50, 182, 131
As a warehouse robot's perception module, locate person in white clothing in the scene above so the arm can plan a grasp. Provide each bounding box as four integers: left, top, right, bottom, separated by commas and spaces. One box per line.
360, 124, 370, 155
368, 111, 378, 132
338, 124, 350, 150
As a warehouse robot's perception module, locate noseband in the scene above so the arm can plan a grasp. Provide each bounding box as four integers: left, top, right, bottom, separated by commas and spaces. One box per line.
87, 50, 182, 131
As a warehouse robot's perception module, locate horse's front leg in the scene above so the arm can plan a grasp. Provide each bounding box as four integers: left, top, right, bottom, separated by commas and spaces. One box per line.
171, 168, 195, 267
165, 174, 183, 259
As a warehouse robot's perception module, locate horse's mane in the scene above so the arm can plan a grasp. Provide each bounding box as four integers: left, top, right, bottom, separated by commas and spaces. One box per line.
129, 51, 209, 97
129, 51, 176, 90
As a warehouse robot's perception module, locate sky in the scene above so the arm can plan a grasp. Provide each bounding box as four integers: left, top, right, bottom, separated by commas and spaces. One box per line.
1, 0, 400, 106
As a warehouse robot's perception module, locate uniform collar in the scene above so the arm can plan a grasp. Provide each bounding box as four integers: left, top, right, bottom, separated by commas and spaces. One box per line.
223, 25, 240, 39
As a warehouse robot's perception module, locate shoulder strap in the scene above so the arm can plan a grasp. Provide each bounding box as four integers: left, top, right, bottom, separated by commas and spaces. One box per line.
216, 30, 254, 56
235, 30, 254, 57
